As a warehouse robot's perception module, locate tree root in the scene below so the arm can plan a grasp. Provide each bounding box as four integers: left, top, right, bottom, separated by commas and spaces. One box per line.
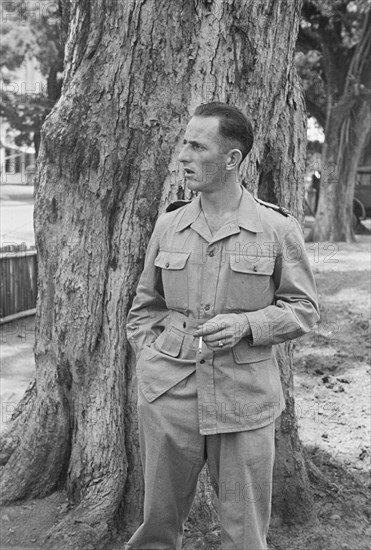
306, 456, 337, 489
0, 387, 70, 504
0, 379, 36, 465
44, 483, 124, 550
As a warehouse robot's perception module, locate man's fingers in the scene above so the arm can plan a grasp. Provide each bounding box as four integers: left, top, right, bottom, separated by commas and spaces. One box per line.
204, 339, 233, 351
194, 315, 241, 338
194, 322, 224, 336
203, 331, 232, 343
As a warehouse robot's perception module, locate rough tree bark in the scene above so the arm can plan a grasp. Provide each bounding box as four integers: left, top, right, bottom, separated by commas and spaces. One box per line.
359, 130, 371, 166
0, 0, 314, 547
308, 8, 371, 242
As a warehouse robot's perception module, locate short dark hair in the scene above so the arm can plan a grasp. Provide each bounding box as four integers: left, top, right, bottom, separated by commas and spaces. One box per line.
193, 102, 254, 163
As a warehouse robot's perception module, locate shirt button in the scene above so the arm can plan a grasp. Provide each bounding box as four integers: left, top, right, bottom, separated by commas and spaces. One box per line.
209, 249, 215, 257
204, 304, 210, 311
200, 359, 205, 364
165, 262, 170, 268
253, 265, 258, 272
183, 322, 186, 328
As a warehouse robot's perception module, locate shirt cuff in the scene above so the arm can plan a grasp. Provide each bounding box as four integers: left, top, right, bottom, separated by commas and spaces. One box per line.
242, 310, 270, 346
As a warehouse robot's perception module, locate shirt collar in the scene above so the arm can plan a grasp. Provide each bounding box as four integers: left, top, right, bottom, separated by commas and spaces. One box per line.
237, 187, 263, 233
175, 194, 203, 232
175, 187, 263, 234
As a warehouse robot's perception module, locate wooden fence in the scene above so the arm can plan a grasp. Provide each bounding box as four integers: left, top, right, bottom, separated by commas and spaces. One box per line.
0, 244, 37, 324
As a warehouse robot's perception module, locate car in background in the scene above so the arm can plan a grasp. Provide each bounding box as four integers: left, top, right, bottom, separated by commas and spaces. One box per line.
305, 166, 371, 225
354, 166, 371, 221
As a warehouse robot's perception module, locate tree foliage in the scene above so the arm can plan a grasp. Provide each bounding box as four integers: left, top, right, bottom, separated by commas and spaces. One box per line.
297, 0, 370, 126
296, 0, 371, 241
0, 0, 64, 154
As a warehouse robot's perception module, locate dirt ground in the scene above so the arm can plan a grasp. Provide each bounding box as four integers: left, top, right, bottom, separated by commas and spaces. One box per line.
0, 235, 370, 550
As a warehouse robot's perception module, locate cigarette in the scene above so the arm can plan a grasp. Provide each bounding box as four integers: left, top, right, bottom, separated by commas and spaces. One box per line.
198, 336, 202, 353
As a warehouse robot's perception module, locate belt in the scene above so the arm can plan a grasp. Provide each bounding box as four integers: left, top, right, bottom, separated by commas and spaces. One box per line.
167, 310, 210, 335
167, 310, 213, 354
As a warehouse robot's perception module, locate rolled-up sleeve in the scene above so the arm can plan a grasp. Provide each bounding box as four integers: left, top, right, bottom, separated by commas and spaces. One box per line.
245, 217, 320, 346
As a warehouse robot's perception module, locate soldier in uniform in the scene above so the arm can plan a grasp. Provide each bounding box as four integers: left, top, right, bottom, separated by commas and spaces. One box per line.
125, 102, 319, 549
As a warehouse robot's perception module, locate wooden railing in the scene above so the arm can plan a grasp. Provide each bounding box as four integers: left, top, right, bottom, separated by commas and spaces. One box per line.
0, 244, 37, 324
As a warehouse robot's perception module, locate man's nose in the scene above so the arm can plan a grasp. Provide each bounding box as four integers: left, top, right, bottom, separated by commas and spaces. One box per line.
178, 145, 189, 163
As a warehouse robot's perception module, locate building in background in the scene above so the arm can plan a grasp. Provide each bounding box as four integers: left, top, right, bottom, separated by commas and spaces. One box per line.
1, 56, 44, 185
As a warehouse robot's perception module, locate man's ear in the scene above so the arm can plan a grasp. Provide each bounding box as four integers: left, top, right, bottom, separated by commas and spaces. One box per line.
226, 149, 242, 170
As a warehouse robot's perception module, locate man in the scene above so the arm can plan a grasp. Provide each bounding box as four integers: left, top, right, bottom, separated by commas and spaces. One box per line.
125, 102, 319, 549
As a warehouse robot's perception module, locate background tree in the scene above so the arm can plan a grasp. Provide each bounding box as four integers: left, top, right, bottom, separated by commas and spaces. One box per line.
0, 0, 314, 547
297, 0, 371, 241
0, 0, 64, 155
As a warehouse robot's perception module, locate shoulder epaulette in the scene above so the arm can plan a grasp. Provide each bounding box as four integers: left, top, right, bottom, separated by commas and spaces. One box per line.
166, 200, 191, 213
254, 197, 292, 217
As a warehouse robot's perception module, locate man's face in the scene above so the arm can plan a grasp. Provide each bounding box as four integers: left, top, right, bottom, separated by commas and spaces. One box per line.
178, 116, 230, 193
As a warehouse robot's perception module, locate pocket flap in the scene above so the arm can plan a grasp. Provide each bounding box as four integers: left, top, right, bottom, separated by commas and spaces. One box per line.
232, 339, 272, 364
154, 328, 184, 357
155, 251, 190, 270
230, 255, 275, 275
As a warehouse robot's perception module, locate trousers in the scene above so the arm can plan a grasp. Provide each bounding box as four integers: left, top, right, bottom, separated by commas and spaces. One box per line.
125, 371, 276, 550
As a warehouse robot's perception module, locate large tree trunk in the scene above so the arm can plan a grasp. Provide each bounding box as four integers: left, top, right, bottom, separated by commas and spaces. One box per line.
0, 1, 313, 547
310, 97, 371, 241
310, 9, 371, 242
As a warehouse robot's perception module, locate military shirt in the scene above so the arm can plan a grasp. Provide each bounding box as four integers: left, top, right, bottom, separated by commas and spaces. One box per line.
126, 187, 319, 434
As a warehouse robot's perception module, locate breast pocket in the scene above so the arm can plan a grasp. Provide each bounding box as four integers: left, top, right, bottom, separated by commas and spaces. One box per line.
154, 250, 190, 310
225, 254, 276, 311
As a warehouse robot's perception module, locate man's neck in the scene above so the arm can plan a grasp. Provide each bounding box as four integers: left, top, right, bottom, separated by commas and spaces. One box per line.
200, 183, 242, 219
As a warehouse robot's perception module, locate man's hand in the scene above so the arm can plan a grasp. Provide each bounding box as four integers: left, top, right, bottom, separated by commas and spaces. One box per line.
193, 313, 251, 352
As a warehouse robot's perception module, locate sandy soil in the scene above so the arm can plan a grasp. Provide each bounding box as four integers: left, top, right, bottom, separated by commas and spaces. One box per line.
0, 236, 370, 550
267, 235, 370, 550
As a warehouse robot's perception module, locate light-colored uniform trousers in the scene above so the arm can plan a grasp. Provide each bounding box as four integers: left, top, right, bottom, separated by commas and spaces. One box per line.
125, 371, 275, 550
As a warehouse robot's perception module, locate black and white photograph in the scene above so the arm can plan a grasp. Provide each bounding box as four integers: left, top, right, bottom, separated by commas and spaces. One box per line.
0, 1, 370, 549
